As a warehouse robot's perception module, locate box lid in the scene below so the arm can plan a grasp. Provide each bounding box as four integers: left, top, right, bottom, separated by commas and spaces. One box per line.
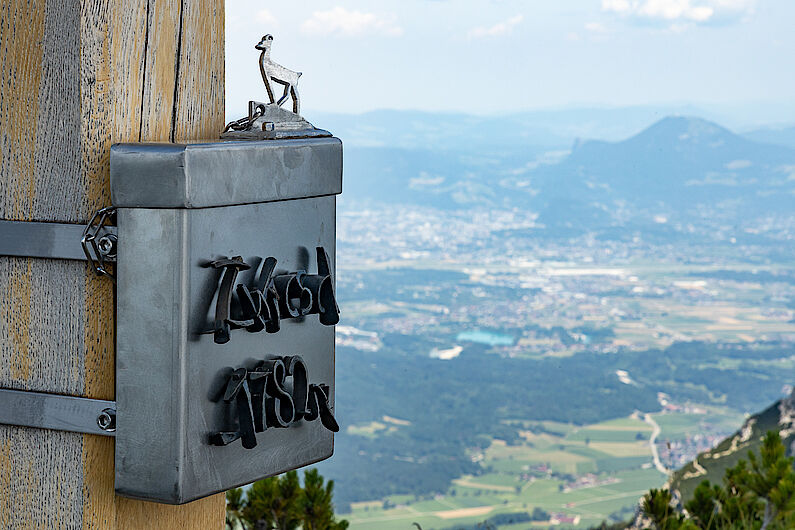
110, 137, 342, 208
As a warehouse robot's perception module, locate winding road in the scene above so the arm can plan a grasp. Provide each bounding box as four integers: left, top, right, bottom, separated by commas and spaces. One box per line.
644, 413, 670, 475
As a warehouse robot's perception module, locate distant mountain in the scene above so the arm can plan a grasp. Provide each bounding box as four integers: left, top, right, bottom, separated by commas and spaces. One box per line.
339, 115, 795, 235
309, 106, 716, 151
669, 389, 795, 505
531, 116, 795, 228
339, 146, 537, 211
744, 125, 795, 149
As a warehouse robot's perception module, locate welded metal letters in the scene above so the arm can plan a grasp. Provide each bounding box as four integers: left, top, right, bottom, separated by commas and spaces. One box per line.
210, 246, 339, 344
210, 355, 339, 449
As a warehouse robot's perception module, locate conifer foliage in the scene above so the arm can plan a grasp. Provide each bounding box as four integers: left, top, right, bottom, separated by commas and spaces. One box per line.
642, 431, 795, 529
226, 469, 349, 530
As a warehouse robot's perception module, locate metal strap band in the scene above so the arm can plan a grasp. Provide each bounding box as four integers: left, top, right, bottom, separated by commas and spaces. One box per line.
0, 388, 116, 437
0, 219, 116, 262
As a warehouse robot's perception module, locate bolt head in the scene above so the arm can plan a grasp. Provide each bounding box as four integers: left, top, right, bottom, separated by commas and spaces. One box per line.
97, 234, 117, 257
97, 408, 117, 432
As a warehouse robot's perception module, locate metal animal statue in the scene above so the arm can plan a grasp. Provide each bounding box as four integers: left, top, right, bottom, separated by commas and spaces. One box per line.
256, 34, 301, 115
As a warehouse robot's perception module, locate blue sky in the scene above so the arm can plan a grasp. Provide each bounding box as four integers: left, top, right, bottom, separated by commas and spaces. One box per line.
225, 1, 794, 120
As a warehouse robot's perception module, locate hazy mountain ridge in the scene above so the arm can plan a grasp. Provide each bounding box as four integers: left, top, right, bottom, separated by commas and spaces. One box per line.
310, 106, 711, 150
744, 125, 795, 149
308, 106, 791, 150
532, 116, 795, 228
339, 114, 795, 237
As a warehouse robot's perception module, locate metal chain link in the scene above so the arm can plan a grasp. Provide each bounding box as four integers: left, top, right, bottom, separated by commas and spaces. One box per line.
223, 104, 266, 133
82, 206, 117, 282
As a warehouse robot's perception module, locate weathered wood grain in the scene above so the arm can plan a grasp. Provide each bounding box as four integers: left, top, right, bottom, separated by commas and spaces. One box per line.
139, 0, 182, 142
173, 0, 225, 142
0, 0, 225, 527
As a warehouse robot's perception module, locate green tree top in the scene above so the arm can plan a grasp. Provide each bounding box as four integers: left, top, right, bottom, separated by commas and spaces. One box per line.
226, 469, 348, 530
641, 431, 795, 530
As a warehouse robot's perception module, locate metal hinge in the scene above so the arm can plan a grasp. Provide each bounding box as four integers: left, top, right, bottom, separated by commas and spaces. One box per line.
0, 207, 117, 280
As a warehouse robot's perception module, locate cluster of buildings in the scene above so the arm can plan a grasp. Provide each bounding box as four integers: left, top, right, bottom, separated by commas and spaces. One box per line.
658, 432, 726, 470
336, 201, 795, 356
561, 474, 621, 493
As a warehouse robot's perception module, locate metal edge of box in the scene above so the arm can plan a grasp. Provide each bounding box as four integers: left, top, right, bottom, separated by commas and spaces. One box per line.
110, 138, 342, 209
114, 208, 188, 503
110, 143, 188, 209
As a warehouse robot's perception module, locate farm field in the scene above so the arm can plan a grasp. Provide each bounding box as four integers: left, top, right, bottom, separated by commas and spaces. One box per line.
343, 405, 752, 529
345, 415, 671, 529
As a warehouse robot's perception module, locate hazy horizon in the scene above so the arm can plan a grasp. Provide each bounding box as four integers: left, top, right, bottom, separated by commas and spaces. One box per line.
225, 1, 795, 121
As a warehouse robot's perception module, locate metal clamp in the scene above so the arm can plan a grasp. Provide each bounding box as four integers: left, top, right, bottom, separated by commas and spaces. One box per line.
0, 207, 117, 274
0, 388, 116, 437
82, 206, 117, 281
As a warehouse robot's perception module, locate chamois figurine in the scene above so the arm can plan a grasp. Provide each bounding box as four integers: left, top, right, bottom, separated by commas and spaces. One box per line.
256, 34, 301, 115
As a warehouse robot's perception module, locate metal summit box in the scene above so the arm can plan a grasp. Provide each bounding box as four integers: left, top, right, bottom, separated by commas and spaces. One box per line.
110, 137, 342, 504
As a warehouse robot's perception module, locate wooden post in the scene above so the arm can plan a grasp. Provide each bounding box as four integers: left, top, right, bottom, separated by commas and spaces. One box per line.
0, 0, 225, 527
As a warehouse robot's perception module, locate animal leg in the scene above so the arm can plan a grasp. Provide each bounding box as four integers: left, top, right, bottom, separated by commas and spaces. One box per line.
276, 82, 291, 108
290, 85, 300, 115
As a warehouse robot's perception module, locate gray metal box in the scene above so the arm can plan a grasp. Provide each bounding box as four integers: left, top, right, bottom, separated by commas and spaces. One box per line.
110, 138, 342, 504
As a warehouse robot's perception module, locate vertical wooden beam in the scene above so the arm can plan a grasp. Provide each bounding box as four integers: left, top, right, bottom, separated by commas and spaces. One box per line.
0, 0, 225, 527
172, 0, 225, 142
139, 0, 182, 142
